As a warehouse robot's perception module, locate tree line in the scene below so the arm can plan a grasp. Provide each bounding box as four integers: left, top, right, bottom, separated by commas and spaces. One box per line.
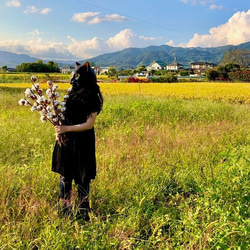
15, 60, 60, 73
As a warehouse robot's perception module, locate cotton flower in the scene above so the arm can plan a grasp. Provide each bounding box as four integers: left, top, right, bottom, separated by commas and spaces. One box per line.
55, 92, 60, 98
18, 98, 26, 106
30, 105, 37, 112
53, 117, 58, 123
54, 100, 60, 107
47, 80, 53, 86
52, 85, 58, 91
35, 83, 40, 89
61, 102, 66, 107
64, 95, 69, 100
25, 88, 32, 98
36, 105, 43, 111
47, 112, 54, 119
37, 96, 46, 104
68, 87, 72, 93
31, 75, 38, 82
61, 107, 67, 112
40, 116, 47, 123
47, 106, 53, 112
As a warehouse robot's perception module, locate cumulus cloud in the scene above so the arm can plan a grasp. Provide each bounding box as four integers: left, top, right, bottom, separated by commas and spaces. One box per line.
72, 12, 100, 23
89, 14, 129, 24
0, 28, 161, 60
187, 9, 250, 47
24, 6, 39, 14
24, 6, 51, 14
6, 0, 21, 7
209, 4, 225, 10
72, 12, 129, 24
40, 8, 51, 15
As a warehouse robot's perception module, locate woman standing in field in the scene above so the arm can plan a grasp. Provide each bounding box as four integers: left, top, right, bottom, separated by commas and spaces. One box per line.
52, 61, 103, 221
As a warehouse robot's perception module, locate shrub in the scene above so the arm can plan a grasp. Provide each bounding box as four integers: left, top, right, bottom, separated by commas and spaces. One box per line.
229, 70, 250, 82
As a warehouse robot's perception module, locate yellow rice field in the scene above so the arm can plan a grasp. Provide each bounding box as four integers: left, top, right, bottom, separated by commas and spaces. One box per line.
1, 81, 250, 103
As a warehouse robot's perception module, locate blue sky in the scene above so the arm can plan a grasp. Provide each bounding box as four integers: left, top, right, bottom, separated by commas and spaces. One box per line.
0, 0, 249, 60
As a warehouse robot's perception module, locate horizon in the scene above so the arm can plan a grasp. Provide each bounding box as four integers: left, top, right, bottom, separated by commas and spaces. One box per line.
1, 0, 250, 61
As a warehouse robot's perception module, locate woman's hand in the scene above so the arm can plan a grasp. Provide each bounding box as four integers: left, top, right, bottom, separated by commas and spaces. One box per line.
55, 125, 68, 135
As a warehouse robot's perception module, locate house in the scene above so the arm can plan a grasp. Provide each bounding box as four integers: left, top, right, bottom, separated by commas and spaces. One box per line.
190, 62, 217, 74
60, 66, 74, 74
166, 53, 183, 71
146, 61, 166, 71
166, 62, 183, 71
94, 66, 109, 75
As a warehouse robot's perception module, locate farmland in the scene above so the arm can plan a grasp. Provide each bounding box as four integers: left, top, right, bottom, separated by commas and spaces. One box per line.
0, 79, 249, 249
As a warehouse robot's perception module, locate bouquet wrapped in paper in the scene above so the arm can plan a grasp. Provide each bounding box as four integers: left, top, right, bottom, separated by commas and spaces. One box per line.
18, 76, 71, 145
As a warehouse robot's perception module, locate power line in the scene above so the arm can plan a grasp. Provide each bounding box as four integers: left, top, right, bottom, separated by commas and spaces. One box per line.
75, 0, 178, 33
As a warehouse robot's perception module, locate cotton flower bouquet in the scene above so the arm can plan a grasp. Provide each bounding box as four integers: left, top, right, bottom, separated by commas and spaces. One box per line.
18, 76, 71, 146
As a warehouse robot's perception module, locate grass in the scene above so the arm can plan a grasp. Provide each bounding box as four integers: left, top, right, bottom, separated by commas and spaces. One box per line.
0, 84, 249, 249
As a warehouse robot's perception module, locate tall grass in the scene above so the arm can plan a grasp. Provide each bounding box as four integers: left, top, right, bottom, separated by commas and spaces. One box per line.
0, 87, 249, 249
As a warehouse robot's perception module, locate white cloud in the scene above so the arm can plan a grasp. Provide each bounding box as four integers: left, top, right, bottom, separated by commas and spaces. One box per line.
24, 6, 51, 15
180, 0, 215, 6
0, 28, 161, 60
72, 12, 100, 23
89, 14, 129, 24
186, 9, 250, 47
6, 0, 21, 7
209, 4, 225, 10
24, 6, 40, 14
40, 8, 51, 15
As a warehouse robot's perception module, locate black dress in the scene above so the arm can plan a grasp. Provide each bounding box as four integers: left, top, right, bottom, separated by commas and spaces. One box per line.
52, 87, 101, 183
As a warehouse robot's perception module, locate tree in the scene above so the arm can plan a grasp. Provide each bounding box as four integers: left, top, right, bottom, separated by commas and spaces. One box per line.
1, 65, 7, 72
136, 65, 147, 73
221, 49, 250, 70
107, 66, 117, 77
206, 69, 219, 81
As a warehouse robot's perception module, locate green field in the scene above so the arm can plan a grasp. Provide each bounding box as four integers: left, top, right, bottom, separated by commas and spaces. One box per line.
0, 86, 249, 249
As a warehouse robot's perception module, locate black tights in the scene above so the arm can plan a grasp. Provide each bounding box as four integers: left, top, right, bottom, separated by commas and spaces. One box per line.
60, 176, 90, 207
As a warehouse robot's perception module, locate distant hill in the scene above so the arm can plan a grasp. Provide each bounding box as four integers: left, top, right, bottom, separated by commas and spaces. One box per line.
0, 51, 39, 68
83, 41, 250, 69
1, 41, 250, 69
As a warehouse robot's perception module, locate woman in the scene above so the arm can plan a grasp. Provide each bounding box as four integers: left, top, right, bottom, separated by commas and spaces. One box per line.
52, 62, 103, 221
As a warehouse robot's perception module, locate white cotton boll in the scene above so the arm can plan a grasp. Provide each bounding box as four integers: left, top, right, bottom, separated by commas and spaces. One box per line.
64, 95, 69, 100
25, 88, 32, 98
18, 99, 26, 106
47, 80, 53, 86
58, 113, 65, 120
40, 109, 47, 116
24, 100, 30, 106
54, 100, 60, 106
35, 83, 40, 89
47, 106, 53, 112
61, 102, 66, 107
46, 89, 52, 95
53, 117, 58, 123
47, 112, 54, 119
31, 76, 38, 82
36, 105, 43, 111
37, 96, 45, 104
30, 105, 37, 112
68, 87, 72, 92
31, 85, 36, 91
55, 92, 60, 98
61, 107, 67, 112
52, 85, 58, 91
40, 116, 47, 123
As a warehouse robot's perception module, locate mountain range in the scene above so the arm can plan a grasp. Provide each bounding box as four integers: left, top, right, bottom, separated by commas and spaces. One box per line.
1, 41, 250, 69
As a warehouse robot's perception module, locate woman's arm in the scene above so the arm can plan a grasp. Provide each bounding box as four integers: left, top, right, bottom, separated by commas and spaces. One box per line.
55, 112, 97, 136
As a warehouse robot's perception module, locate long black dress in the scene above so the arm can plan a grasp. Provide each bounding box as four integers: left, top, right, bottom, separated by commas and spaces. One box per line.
52, 87, 101, 183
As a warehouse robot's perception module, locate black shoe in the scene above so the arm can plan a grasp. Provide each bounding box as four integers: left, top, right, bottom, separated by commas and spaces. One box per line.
76, 208, 91, 221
